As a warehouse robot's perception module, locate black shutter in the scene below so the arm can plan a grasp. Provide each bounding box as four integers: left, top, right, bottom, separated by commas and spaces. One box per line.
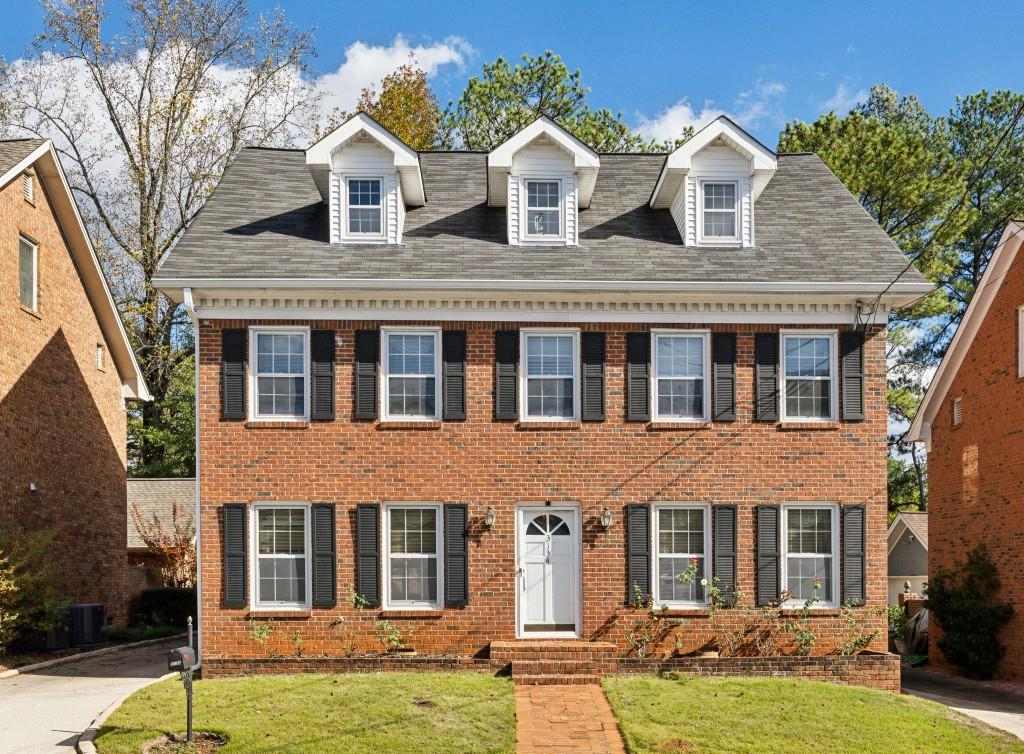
626, 504, 651, 604
754, 333, 779, 422
581, 332, 606, 421
755, 505, 780, 606
712, 333, 737, 421
221, 329, 246, 420
222, 504, 247, 607
355, 504, 380, 607
311, 504, 337, 607
713, 505, 737, 605
444, 504, 469, 606
353, 330, 379, 420
310, 330, 336, 421
841, 331, 866, 422
843, 505, 867, 606
442, 331, 467, 421
626, 333, 650, 422
494, 330, 519, 421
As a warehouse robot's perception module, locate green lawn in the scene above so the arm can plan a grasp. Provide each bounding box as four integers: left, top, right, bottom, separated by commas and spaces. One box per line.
95, 672, 515, 754
603, 676, 1024, 754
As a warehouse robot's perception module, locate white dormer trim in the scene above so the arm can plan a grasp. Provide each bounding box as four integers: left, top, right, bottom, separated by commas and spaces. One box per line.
487, 116, 600, 209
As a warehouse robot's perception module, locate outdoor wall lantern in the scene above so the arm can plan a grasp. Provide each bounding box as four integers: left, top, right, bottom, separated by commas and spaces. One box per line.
600, 508, 613, 529
484, 507, 496, 528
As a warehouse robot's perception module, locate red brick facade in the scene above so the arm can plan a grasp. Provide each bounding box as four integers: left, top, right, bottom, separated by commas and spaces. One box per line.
197, 318, 889, 662
926, 245, 1024, 680
0, 168, 129, 625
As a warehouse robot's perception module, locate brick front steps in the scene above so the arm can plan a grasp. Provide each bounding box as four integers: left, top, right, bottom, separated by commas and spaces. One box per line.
491, 640, 616, 685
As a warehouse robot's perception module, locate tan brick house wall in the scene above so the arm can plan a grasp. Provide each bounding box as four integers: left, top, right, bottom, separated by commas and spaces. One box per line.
197, 318, 889, 662
0, 169, 129, 625
926, 247, 1024, 680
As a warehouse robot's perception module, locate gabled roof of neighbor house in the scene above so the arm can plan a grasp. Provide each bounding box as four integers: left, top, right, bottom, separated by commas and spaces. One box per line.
907, 220, 1024, 446
154, 142, 931, 302
887, 512, 928, 551
127, 478, 196, 550
0, 138, 151, 401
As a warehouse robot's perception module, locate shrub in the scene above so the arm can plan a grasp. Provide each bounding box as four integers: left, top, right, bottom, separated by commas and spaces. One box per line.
103, 623, 182, 642
135, 587, 196, 628
927, 546, 1013, 679
0, 531, 66, 653
887, 605, 908, 640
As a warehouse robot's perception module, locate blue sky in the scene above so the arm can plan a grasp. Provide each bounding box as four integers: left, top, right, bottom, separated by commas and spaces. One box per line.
3, 1, 1023, 146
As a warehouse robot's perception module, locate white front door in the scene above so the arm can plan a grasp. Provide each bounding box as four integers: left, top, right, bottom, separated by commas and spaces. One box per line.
517, 508, 580, 637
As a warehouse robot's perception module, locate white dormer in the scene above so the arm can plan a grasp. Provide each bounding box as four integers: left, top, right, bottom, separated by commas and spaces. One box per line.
487, 117, 600, 247
306, 112, 425, 244
650, 116, 776, 248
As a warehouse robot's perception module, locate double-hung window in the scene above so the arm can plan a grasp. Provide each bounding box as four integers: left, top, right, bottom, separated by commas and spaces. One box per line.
781, 331, 837, 422
653, 505, 710, 608
525, 180, 561, 239
382, 328, 441, 421
347, 178, 382, 236
250, 328, 309, 421
521, 329, 579, 421
701, 181, 738, 241
253, 504, 310, 610
18, 235, 37, 311
385, 504, 443, 609
652, 331, 710, 421
781, 504, 838, 608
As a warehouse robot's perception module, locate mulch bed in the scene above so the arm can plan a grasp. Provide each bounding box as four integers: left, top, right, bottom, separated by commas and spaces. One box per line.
142, 732, 227, 754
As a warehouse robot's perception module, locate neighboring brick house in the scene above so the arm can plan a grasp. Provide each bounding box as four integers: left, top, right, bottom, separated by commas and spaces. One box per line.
127, 477, 196, 600
887, 512, 928, 604
0, 139, 149, 626
908, 220, 1024, 680
154, 114, 931, 674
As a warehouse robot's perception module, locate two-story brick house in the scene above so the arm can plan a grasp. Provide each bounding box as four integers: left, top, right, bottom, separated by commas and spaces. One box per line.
154, 114, 930, 675
907, 220, 1024, 680
1, 138, 149, 627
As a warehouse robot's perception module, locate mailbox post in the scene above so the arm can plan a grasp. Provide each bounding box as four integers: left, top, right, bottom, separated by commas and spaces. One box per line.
167, 645, 197, 743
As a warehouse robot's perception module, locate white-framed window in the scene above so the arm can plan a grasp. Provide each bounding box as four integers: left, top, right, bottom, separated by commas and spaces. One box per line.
651, 330, 710, 422
700, 180, 739, 242
18, 235, 37, 311
652, 504, 711, 609
384, 503, 443, 609
251, 503, 311, 610
249, 327, 309, 421
22, 172, 33, 203
780, 331, 838, 422
381, 327, 441, 421
524, 179, 563, 240
781, 503, 839, 608
520, 329, 580, 422
346, 177, 383, 236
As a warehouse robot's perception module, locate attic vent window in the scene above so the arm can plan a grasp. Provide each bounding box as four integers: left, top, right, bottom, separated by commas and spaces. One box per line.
951, 397, 963, 427
22, 173, 34, 202
346, 178, 382, 236
95, 344, 105, 371
701, 181, 737, 240
526, 180, 561, 238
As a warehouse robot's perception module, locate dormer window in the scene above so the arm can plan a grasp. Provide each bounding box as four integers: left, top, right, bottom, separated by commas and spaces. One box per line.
701, 181, 738, 241
347, 178, 383, 236
525, 180, 562, 239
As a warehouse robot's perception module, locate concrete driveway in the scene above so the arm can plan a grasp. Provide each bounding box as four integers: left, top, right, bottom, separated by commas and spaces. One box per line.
902, 665, 1024, 740
0, 638, 182, 754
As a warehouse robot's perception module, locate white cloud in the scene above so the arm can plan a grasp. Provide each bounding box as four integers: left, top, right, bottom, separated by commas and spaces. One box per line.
635, 80, 787, 143
315, 35, 472, 116
820, 83, 867, 115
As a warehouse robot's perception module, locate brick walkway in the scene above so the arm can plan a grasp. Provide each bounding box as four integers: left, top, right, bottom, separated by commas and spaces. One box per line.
514, 683, 626, 754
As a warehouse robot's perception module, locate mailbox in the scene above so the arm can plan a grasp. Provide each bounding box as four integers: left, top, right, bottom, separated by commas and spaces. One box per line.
167, 646, 196, 673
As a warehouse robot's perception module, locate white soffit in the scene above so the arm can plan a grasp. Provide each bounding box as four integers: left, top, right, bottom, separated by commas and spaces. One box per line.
487, 116, 601, 208
305, 112, 425, 206
907, 220, 1024, 447
649, 115, 777, 209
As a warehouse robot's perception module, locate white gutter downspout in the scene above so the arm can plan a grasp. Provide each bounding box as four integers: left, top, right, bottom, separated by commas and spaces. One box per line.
183, 288, 202, 668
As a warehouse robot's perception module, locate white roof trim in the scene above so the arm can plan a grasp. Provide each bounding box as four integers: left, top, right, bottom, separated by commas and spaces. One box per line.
0, 141, 151, 400
305, 112, 425, 206
487, 116, 600, 208
649, 116, 777, 209
907, 220, 1024, 446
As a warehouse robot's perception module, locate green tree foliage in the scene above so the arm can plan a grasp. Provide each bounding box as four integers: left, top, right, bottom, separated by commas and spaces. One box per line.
440, 51, 689, 152
128, 347, 195, 477
0, 531, 66, 653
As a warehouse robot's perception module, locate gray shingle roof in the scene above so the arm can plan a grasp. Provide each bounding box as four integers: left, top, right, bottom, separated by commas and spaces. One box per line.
0, 138, 46, 178
896, 512, 928, 549
156, 148, 928, 286
127, 478, 195, 550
